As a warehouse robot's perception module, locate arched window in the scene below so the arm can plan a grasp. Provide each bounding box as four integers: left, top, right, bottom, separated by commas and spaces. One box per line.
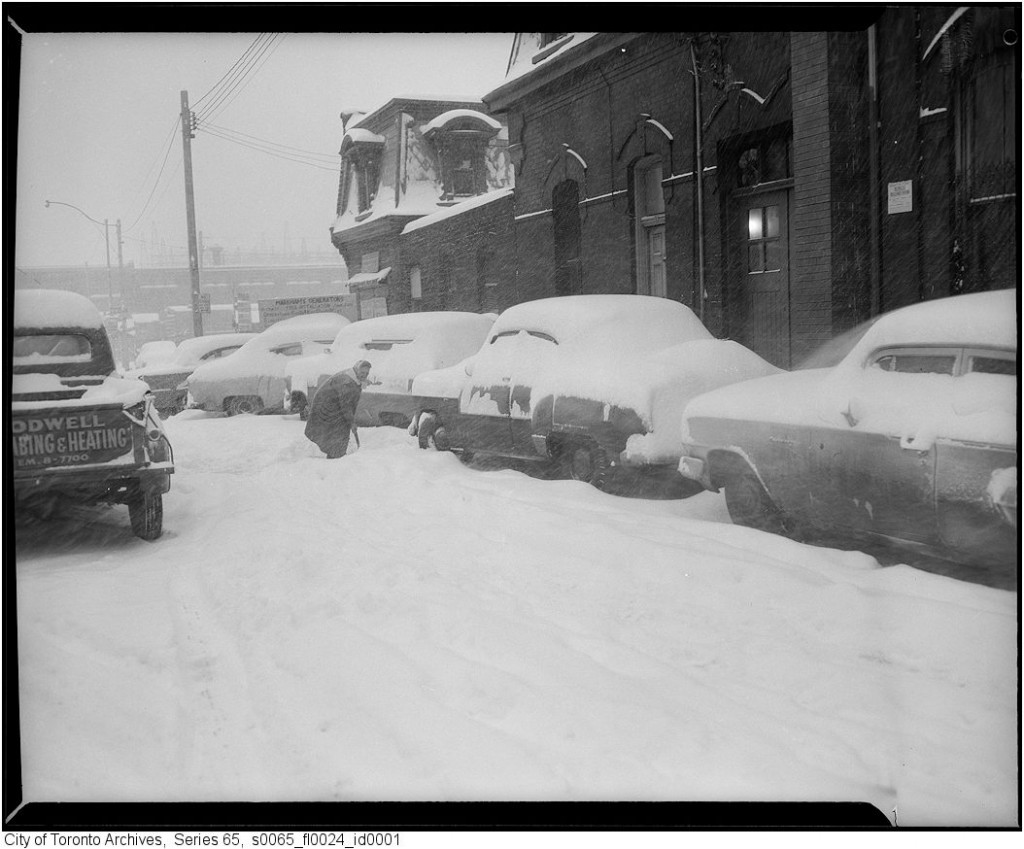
338, 129, 385, 215
552, 180, 582, 296
423, 110, 502, 202
634, 156, 666, 297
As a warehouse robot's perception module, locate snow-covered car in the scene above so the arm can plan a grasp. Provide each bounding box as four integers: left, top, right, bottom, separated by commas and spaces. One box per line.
284, 311, 496, 427
408, 294, 779, 488
125, 332, 257, 416
677, 288, 1019, 568
133, 340, 178, 368
186, 313, 350, 416
12, 289, 174, 540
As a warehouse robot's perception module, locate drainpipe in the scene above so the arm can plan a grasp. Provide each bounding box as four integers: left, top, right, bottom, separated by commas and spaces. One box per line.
868, 24, 882, 316
689, 39, 707, 321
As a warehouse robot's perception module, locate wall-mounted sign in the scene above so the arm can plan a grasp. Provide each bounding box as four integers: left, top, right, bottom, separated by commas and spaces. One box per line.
887, 180, 913, 214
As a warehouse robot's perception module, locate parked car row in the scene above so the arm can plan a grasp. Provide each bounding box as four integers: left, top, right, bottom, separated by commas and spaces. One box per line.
126, 332, 256, 416
115, 286, 1018, 571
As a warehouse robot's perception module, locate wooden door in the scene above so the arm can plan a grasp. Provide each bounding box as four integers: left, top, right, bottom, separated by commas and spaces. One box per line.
736, 189, 791, 367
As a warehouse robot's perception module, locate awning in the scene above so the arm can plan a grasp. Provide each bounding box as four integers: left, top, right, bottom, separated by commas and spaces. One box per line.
346, 266, 391, 289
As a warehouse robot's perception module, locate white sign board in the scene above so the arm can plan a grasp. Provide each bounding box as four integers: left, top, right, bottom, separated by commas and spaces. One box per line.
888, 180, 913, 214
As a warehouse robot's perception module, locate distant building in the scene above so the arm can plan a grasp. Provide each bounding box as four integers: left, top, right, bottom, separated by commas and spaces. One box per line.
328, 96, 515, 319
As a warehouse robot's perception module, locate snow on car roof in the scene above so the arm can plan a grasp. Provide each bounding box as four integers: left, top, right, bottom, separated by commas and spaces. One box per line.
846, 288, 1018, 364
172, 333, 258, 365
330, 311, 494, 347
491, 295, 712, 349
14, 288, 105, 329
249, 313, 350, 348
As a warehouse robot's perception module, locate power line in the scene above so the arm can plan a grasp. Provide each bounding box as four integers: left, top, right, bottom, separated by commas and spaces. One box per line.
194, 33, 274, 122
199, 33, 285, 125
195, 33, 283, 125
198, 125, 338, 172
202, 121, 337, 163
193, 33, 267, 110
124, 116, 183, 233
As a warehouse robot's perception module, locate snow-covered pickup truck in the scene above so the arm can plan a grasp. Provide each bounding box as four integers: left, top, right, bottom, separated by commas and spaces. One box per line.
12, 289, 174, 540
408, 295, 779, 489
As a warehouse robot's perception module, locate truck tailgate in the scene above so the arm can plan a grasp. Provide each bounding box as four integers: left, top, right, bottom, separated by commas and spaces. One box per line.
11, 405, 140, 473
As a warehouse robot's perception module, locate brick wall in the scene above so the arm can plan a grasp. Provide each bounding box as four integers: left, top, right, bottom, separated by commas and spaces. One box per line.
789, 31, 835, 364
397, 193, 517, 314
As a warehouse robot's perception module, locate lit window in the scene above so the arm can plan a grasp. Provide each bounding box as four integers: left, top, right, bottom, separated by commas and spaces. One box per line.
747, 206, 781, 273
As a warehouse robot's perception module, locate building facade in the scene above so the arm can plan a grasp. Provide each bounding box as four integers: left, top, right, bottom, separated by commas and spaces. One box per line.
328, 97, 515, 319
471, 15, 1016, 368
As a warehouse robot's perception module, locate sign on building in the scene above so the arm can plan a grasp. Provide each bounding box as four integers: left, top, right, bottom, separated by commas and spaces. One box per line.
257, 294, 358, 327
887, 180, 913, 214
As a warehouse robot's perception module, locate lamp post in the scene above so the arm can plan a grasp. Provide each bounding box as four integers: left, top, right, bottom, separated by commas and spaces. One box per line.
44, 200, 121, 313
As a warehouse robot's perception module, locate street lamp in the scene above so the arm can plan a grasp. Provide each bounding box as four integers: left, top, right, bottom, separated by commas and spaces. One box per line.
44, 200, 122, 312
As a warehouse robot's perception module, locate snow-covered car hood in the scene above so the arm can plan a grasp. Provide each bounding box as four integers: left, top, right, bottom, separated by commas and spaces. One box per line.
12, 372, 152, 409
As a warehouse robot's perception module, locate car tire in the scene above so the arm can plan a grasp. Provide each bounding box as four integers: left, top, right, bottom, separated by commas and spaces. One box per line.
128, 488, 163, 541
225, 396, 263, 416
563, 441, 610, 490
723, 471, 789, 535
417, 413, 444, 450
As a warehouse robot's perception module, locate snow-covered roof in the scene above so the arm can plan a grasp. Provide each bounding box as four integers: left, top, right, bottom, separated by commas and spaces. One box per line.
485, 33, 603, 106
422, 109, 502, 134
15, 288, 105, 329
342, 128, 386, 147
347, 95, 486, 130
402, 189, 513, 234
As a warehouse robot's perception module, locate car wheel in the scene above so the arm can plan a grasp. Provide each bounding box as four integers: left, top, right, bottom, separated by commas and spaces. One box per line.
723, 472, 789, 535
225, 396, 263, 416
564, 441, 610, 489
429, 425, 452, 452
128, 488, 163, 541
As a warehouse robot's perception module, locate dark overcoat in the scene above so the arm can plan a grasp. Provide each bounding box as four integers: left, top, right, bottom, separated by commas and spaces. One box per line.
304, 370, 363, 458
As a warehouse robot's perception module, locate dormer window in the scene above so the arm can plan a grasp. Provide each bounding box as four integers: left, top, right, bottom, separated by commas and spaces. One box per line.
423, 110, 502, 203
339, 128, 385, 215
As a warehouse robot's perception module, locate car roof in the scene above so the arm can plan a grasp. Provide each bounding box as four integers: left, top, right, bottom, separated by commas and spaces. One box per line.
846, 288, 1018, 365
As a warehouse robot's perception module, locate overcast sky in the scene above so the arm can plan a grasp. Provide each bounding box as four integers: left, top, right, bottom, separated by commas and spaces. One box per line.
12, 30, 513, 270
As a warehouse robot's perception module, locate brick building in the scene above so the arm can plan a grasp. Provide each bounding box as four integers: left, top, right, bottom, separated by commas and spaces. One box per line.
328, 96, 515, 319
467, 15, 1017, 368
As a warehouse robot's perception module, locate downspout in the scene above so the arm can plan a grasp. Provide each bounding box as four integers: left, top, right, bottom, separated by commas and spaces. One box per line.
868, 24, 882, 316
690, 39, 706, 321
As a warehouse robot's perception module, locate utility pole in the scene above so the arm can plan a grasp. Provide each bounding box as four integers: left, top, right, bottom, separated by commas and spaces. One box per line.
115, 218, 124, 305
180, 90, 203, 336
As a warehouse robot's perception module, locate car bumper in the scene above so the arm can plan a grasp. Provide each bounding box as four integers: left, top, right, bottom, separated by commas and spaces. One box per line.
676, 444, 716, 490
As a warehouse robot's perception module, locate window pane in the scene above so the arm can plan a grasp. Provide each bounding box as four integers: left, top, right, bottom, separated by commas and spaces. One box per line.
765, 205, 780, 238
970, 355, 1016, 375
764, 239, 782, 272
888, 354, 957, 374
644, 162, 665, 214
748, 244, 764, 273
13, 334, 91, 363
409, 266, 422, 300
748, 208, 763, 241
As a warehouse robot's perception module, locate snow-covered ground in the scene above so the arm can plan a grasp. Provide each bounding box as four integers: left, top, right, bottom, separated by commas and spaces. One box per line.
13, 411, 1019, 827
